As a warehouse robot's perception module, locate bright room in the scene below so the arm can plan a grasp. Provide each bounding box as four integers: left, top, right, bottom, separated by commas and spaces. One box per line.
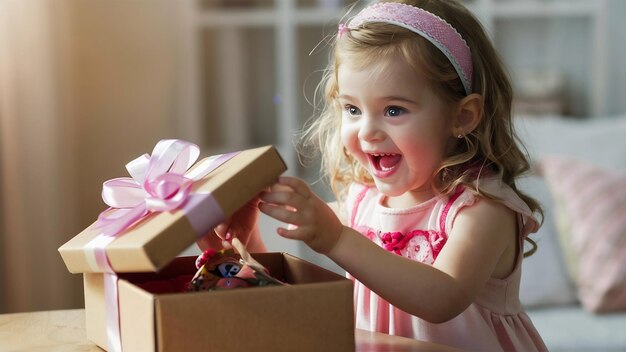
1, 0, 626, 351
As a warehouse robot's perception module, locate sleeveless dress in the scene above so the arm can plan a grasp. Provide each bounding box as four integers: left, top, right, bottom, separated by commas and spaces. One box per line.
346, 178, 547, 351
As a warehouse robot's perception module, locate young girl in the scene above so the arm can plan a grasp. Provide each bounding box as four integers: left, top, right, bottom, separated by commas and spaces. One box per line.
200, 0, 547, 350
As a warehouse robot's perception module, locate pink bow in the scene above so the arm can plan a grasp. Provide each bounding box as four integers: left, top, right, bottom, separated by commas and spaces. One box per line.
94, 139, 202, 237
338, 23, 348, 38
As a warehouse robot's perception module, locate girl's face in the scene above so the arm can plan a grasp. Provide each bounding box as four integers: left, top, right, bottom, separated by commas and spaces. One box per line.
338, 55, 456, 207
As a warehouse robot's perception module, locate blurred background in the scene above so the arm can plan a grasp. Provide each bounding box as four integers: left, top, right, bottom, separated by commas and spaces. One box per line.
0, 0, 625, 314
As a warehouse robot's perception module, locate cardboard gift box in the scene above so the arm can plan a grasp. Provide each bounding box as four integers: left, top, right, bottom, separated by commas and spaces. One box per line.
85, 254, 354, 352
58, 142, 355, 352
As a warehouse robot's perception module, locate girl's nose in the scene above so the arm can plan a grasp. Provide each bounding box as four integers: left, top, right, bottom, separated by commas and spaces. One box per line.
357, 115, 384, 142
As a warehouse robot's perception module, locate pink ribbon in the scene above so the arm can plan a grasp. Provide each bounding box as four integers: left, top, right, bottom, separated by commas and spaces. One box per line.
95, 140, 200, 236
85, 139, 237, 352
337, 23, 348, 38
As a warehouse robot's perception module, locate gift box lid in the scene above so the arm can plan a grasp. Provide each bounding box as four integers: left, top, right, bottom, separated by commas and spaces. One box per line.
59, 144, 286, 274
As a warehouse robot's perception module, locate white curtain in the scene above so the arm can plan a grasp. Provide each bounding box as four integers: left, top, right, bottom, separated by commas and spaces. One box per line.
0, 0, 83, 313
0, 0, 181, 313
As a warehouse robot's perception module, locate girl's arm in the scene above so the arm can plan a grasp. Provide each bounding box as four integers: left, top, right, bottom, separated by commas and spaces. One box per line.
260, 176, 516, 323
329, 199, 516, 323
327, 201, 348, 225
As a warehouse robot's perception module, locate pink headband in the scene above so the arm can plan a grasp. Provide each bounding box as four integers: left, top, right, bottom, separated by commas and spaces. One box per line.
343, 2, 473, 95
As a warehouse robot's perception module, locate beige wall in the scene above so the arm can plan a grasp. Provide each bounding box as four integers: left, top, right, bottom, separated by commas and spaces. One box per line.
0, 0, 181, 312
62, 0, 180, 229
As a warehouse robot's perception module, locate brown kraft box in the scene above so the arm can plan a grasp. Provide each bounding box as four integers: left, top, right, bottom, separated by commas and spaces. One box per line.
85, 254, 355, 351
59, 145, 355, 351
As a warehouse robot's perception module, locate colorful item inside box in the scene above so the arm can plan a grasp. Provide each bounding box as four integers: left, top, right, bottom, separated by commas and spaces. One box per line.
186, 248, 284, 291
134, 243, 285, 294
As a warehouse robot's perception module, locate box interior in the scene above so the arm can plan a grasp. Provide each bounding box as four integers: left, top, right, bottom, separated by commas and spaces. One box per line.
117, 252, 346, 295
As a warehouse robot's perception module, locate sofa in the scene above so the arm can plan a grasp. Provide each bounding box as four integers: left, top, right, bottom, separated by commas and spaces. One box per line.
516, 115, 626, 351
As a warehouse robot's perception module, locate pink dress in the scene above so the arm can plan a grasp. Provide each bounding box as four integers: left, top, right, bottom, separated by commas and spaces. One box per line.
346, 179, 547, 351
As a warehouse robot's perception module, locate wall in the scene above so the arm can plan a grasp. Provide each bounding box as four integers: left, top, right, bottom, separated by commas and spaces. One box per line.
62, 0, 182, 228
607, 0, 626, 116
0, 0, 181, 312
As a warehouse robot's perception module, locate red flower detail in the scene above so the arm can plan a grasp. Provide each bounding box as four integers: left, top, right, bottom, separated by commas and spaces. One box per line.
381, 231, 416, 255
357, 225, 448, 260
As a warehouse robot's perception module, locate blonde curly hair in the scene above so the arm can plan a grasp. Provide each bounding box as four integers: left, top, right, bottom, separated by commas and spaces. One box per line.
301, 0, 542, 255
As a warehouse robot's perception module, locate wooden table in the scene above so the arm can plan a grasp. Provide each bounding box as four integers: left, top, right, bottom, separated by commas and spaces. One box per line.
0, 309, 460, 351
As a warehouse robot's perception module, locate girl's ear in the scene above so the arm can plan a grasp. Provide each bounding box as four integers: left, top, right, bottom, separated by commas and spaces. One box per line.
452, 93, 483, 138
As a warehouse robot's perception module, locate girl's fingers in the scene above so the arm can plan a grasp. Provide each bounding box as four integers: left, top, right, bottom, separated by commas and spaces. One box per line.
214, 222, 230, 240
278, 176, 311, 199
276, 226, 303, 240
259, 202, 303, 226
261, 189, 307, 208
197, 228, 230, 251
270, 182, 294, 193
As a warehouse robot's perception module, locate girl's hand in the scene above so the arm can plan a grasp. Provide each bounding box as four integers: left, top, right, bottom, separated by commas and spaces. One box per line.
197, 196, 264, 252
259, 176, 344, 254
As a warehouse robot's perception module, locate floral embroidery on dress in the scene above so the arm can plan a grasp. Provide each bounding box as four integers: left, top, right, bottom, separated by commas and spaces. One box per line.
361, 227, 448, 264
349, 185, 460, 265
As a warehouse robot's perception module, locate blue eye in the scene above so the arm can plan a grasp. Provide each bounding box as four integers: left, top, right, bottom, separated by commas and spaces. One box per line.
345, 105, 361, 116
385, 106, 405, 117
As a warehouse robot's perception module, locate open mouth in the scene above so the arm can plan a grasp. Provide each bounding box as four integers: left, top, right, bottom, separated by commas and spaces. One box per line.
368, 153, 402, 173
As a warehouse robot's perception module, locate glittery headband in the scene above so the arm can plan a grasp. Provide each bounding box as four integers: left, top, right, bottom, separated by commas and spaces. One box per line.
344, 2, 473, 95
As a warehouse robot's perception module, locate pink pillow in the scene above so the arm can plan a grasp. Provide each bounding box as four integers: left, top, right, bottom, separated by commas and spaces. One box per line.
537, 156, 626, 313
